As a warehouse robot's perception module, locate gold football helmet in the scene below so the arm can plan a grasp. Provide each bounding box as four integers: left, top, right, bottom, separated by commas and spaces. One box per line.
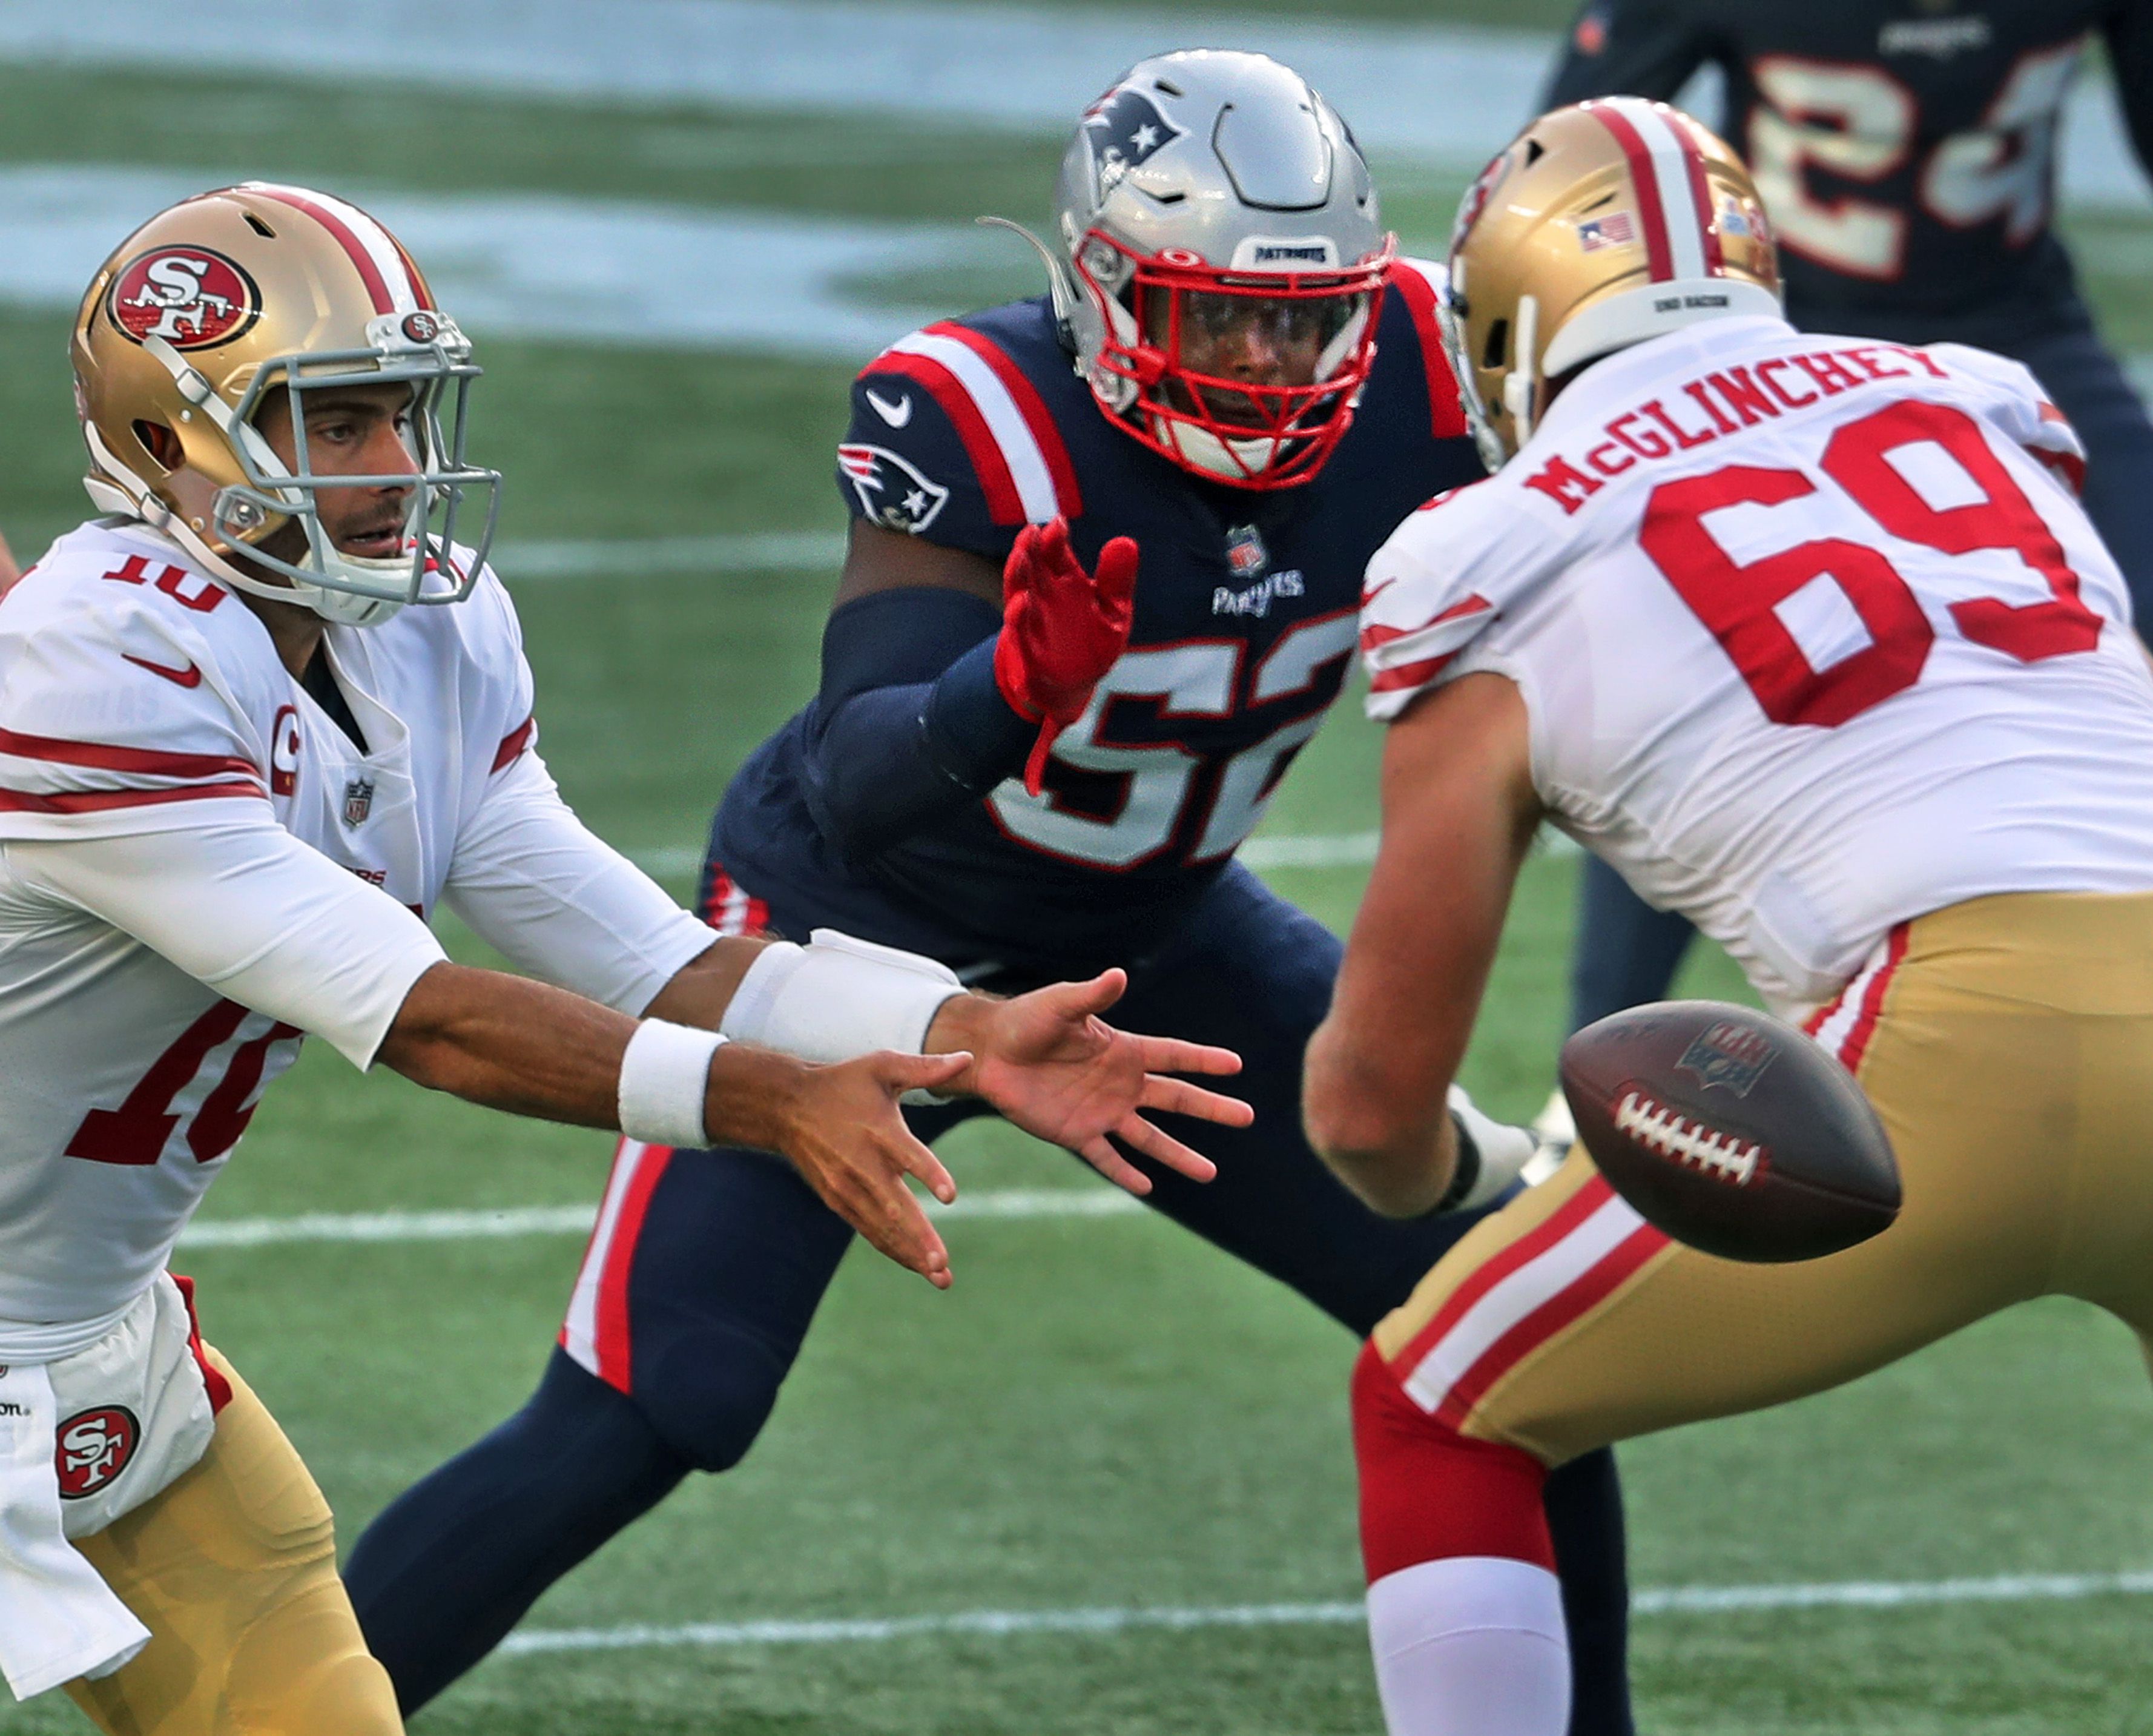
1441, 99, 1782, 469
73, 182, 500, 626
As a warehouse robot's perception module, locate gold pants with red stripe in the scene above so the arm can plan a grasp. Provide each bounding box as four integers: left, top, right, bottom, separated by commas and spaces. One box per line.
1371, 891, 2153, 1467
63, 1347, 401, 1736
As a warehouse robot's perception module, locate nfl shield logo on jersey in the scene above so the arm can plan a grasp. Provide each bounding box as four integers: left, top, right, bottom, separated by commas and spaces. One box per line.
1675, 1019, 1778, 1097
1224, 524, 1270, 581
838, 444, 949, 534
342, 777, 375, 829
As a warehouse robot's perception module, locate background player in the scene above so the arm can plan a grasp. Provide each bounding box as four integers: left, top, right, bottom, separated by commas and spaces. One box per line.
1, 183, 1245, 1732
1540, 0, 2153, 1058
344, 50, 1638, 1731
1313, 97, 2153, 1735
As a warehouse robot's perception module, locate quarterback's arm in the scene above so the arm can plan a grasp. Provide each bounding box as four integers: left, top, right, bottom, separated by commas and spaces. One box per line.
1543, 0, 1716, 107
8, 817, 973, 1284
1304, 673, 1541, 1216
446, 745, 1247, 1194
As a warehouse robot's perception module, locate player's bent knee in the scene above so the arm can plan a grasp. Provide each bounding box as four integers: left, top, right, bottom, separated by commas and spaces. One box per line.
1352, 1340, 1555, 1582
234, 1579, 404, 1734
636, 1333, 794, 1473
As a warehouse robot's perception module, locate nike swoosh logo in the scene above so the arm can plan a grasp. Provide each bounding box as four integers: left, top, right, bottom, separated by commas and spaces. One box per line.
123, 653, 202, 689
1360, 576, 1397, 607
865, 388, 913, 428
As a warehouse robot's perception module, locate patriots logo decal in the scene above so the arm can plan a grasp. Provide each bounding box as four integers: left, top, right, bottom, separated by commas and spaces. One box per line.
1081, 87, 1185, 193
839, 443, 950, 535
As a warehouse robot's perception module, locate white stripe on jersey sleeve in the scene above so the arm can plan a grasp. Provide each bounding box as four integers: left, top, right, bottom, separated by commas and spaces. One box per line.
888, 331, 1061, 523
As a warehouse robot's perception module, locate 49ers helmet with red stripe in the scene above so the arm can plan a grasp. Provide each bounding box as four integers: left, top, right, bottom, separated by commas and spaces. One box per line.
1443, 99, 1781, 469
73, 182, 500, 626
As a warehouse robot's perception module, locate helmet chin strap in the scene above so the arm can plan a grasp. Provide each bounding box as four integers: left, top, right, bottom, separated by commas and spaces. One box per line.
1500, 294, 1541, 453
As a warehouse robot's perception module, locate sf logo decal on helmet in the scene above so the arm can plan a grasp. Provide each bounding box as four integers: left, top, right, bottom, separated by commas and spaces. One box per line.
1081, 86, 1187, 193
108, 247, 260, 351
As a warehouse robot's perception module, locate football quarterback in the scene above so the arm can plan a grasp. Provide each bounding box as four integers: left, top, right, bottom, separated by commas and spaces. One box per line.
343, 51, 1640, 1734
1309, 98, 2153, 1735
0, 183, 1246, 1731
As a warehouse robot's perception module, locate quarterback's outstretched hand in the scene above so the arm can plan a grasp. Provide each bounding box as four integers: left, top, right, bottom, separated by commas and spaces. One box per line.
994, 518, 1138, 796
928, 971, 1250, 1195
770, 1049, 969, 1289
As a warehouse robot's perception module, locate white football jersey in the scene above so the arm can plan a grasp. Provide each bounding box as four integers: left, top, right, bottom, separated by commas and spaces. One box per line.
0, 520, 711, 1327
1362, 317, 2153, 1016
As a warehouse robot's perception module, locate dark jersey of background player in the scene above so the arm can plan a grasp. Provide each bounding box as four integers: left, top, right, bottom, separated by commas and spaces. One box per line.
1547, 0, 2153, 1032
341, 271, 1639, 1734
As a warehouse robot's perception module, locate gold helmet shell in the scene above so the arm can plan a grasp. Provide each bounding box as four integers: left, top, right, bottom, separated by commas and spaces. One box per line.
1441, 99, 1782, 468
73, 182, 499, 625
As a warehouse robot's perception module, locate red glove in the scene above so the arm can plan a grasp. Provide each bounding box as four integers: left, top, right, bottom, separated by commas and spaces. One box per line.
993, 518, 1138, 796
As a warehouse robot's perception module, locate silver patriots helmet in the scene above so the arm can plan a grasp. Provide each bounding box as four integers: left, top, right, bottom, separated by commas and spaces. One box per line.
1049, 50, 1394, 489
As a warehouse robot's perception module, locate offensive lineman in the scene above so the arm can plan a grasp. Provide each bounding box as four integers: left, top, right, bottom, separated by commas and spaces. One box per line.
1308, 100, 2153, 1733
0, 183, 1247, 1732
345, 51, 1640, 1731
1540, 0, 2153, 1058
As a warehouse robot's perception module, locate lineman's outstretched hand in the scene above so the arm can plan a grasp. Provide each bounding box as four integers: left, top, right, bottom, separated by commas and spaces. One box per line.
994, 518, 1137, 796
773, 1049, 969, 1289
928, 972, 1250, 1196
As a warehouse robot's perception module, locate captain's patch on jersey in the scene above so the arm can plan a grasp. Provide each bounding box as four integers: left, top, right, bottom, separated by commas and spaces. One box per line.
839, 443, 950, 534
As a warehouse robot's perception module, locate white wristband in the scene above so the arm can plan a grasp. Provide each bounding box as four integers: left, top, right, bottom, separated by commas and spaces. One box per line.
719, 929, 964, 1065
618, 1019, 725, 1149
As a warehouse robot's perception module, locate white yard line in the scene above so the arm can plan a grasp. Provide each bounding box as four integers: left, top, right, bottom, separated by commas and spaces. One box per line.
3, 1, 2144, 211
497, 1568, 2153, 1656
177, 1187, 1139, 1250
499, 531, 848, 578
621, 831, 1591, 878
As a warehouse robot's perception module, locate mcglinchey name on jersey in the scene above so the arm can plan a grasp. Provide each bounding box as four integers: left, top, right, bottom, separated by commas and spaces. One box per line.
1524, 342, 1954, 514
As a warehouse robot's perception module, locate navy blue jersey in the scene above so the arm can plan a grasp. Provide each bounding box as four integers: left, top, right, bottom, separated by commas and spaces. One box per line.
714, 263, 1482, 974
1548, 1, 2153, 342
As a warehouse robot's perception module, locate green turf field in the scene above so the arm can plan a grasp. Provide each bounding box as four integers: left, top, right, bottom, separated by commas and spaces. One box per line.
5, 10, 2153, 1732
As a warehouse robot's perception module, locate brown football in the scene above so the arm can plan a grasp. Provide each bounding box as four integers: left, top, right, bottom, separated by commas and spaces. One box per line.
1558, 1000, 1900, 1263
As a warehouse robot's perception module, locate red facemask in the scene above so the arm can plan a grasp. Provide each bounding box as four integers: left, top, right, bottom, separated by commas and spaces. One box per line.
1076, 231, 1396, 489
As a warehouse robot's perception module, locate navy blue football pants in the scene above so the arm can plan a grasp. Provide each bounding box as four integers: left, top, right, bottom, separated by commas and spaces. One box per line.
1569, 318, 2153, 1031
345, 863, 1635, 1731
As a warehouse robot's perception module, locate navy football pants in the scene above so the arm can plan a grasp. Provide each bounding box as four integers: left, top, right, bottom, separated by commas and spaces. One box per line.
1568, 318, 2153, 1031
345, 864, 1634, 1731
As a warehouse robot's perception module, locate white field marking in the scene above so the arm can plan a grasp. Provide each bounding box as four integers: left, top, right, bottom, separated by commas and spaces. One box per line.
618, 833, 1389, 879
0, 164, 981, 360
625, 828, 1584, 879
496, 1568, 2153, 1656
498, 530, 846, 579
3, 1, 2145, 210
176, 1188, 1140, 1250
